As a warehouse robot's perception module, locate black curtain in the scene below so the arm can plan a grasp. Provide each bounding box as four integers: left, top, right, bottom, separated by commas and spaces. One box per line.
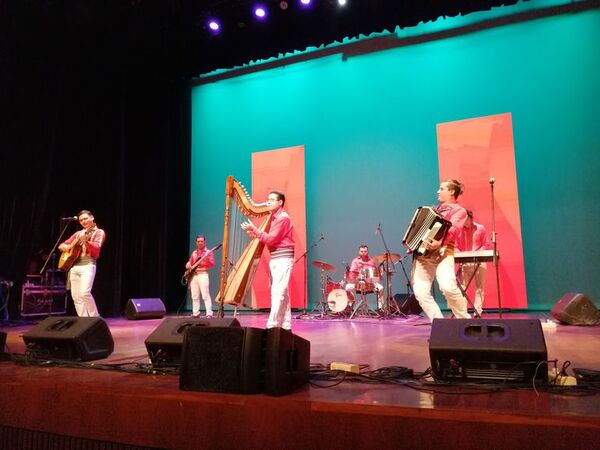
0, 1, 192, 318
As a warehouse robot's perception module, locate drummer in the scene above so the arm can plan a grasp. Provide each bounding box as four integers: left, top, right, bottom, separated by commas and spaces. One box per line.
344, 244, 384, 309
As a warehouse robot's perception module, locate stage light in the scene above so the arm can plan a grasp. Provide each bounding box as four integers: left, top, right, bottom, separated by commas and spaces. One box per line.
279, 1, 289, 10
338, 0, 347, 6
299, 0, 312, 6
254, 5, 267, 19
207, 19, 221, 34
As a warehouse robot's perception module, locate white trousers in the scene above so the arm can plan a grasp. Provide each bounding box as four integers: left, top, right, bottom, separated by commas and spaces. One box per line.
411, 253, 469, 322
69, 264, 99, 317
345, 282, 384, 308
460, 263, 487, 314
267, 257, 293, 330
190, 272, 212, 316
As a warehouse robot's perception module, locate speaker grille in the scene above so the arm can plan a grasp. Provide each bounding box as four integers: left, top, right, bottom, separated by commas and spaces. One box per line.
179, 326, 263, 394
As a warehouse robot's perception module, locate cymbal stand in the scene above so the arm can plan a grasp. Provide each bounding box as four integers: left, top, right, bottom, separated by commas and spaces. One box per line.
374, 224, 404, 318
394, 255, 417, 315
295, 234, 325, 315
308, 269, 333, 318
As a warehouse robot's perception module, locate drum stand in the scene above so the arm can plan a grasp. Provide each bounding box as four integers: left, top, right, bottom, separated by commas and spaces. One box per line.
349, 279, 379, 319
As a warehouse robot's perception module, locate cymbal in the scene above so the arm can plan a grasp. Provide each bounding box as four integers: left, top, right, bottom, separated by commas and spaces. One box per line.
373, 253, 402, 264
311, 260, 336, 272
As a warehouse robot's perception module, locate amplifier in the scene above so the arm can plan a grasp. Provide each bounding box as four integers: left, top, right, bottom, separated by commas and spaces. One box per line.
20, 286, 67, 317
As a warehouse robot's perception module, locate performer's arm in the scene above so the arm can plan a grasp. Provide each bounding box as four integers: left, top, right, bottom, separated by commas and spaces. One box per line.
445, 208, 468, 244
86, 229, 106, 259
58, 232, 80, 252
185, 251, 197, 269
474, 225, 491, 251
249, 215, 291, 247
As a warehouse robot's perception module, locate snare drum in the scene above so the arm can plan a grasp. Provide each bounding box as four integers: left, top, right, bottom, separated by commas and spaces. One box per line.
354, 280, 377, 293
327, 289, 355, 313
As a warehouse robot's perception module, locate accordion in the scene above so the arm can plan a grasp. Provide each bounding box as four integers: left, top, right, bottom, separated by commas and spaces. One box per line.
402, 206, 452, 256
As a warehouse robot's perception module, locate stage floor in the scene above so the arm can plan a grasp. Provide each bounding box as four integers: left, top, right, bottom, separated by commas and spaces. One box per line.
2, 312, 600, 449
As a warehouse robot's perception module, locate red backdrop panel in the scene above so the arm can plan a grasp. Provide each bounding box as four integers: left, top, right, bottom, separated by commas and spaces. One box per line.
251, 146, 306, 309
436, 113, 527, 308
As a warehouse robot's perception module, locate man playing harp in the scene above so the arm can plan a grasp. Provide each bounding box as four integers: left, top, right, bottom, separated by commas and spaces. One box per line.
242, 190, 295, 330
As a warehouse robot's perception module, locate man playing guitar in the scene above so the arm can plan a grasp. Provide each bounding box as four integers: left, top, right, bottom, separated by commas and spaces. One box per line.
58, 210, 106, 317
185, 234, 215, 317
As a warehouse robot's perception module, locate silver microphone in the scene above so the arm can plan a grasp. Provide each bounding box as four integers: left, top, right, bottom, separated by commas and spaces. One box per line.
320, 233, 325, 241
61, 216, 78, 221
375, 223, 380, 235
489, 177, 495, 185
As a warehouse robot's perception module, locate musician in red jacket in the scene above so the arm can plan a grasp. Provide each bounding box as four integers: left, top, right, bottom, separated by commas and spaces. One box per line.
185, 235, 215, 317
411, 179, 470, 321
456, 210, 490, 315
344, 244, 384, 309
242, 190, 295, 330
58, 210, 106, 317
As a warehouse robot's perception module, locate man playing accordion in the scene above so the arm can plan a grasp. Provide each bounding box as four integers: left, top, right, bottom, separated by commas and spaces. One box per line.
410, 179, 470, 321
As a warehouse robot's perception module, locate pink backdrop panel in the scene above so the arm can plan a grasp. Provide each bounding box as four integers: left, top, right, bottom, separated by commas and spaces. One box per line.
251, 146, 306, 309
436, 112, 527, 308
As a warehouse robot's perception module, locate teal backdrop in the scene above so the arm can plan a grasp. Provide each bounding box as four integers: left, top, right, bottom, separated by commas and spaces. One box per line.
190, 4, 599, 311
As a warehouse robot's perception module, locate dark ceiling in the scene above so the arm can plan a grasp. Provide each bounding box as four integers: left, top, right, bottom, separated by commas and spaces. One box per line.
1, 0, 521, 77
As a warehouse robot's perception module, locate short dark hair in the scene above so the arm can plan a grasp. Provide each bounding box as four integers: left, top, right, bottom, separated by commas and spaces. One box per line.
442, 179, 464, 199
269, 190, 286, 207
359, 244, 368, 251
196, 234, 206, 241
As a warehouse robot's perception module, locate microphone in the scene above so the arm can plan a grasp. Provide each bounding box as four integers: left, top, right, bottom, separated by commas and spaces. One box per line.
320, 233, 325, 241
61, 216, 78, 221
375, 223, 381, 235
489, 177, 495, 185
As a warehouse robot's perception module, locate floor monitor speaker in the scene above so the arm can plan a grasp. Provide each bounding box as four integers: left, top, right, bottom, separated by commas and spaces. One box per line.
263, 328, 311, 396
429, 319, 547, 383
144, 317, 240, 366
125, 298, 166, 320
179, 326, 264, 394
551, 293, 599, 326
22, 316, 114, 361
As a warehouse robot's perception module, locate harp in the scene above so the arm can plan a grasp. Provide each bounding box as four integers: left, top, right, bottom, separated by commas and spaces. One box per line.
216, 176, 272, 307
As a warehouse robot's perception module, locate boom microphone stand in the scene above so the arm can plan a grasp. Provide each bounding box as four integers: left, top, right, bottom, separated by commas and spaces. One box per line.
489, 177, 503, 318
374, 224, 403, 318
296, 233, 325, 314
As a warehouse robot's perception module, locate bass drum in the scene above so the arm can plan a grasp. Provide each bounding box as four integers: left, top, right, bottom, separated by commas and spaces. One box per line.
327, 289, 355, 313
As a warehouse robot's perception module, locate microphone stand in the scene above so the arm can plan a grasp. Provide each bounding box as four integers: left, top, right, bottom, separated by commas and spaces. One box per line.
295, 235, 325, 318
489, 178, 503, 318
40, 219, 73, 277
37, 218, 73, 317
374, 224, 403, 318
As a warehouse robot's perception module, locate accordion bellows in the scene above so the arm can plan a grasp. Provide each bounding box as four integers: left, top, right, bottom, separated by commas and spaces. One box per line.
402, 206, 451, 256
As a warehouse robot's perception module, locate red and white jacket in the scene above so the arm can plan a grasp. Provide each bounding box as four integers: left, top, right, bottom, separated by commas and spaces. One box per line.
61, 227, 106, 260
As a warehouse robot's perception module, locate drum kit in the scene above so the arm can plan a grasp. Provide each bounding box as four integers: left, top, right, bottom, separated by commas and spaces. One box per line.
310, 252, 405, 319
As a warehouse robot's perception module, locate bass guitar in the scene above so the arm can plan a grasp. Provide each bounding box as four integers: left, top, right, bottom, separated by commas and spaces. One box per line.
58, 229, 94, 271
181, 243, 222, 285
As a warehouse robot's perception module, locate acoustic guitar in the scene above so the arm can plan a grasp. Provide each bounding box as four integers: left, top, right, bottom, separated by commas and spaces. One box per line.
58, 229, 93, 271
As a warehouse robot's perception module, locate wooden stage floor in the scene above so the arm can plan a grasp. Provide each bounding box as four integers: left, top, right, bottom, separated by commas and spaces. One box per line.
2, 311, 600, 449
